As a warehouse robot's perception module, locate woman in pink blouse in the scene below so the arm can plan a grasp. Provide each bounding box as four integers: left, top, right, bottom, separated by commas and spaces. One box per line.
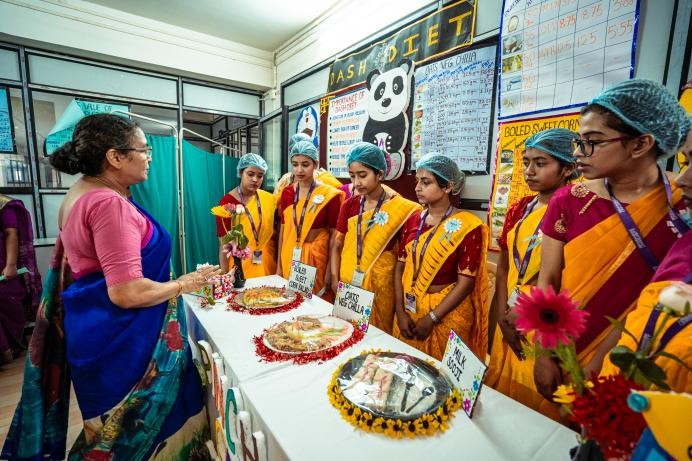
3, 114, 218, 460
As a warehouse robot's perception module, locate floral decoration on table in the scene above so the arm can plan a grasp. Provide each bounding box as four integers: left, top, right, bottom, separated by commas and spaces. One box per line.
225, 286, 304, 315
327, 350, 462, 439
211, 203, 251, 288
515, 285, 689, 460
198, 272, 235, 308
253, 315, 365, 365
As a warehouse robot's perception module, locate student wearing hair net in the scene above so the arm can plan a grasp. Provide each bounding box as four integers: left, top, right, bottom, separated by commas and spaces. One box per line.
330, 142, 420, 334
485, 128, 577, 420
391, 153, 489, 360
533, 79, 691, 402
273, 133, 341, 196
277, 141, 343, 297
215, 152, 277, 277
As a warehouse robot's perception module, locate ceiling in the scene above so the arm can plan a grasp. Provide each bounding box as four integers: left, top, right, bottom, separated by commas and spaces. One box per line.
83, 0, 341, 51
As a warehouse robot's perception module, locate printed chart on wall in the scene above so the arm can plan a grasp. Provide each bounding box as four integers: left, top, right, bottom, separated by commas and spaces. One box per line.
411, 44, 496, 173
488, 112, 580, 250
326, 89, 368, 178
0, 87, 14, 153
498, 0, 640, 118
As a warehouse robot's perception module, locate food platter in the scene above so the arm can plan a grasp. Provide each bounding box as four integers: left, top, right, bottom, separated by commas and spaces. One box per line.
336, 352, 452, 421
263, 315, 354, 355
233, 286, 298, 309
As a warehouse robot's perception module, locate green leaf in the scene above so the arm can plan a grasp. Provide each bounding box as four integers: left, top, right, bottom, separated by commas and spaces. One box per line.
609, 345, 637, 371
605, 316, 638, 343
636, 357, 670, 390
657, 351, 692, 372
222, 234, 232, 245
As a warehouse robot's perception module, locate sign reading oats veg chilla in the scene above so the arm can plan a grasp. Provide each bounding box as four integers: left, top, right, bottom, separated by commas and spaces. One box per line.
327, 0, 477, 93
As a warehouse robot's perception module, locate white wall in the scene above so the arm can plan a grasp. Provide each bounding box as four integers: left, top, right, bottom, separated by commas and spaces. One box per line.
0, 0, 274, 89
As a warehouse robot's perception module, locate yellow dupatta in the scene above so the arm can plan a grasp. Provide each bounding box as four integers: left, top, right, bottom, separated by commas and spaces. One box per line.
563, 184, 683, 363
316, 169, 343, 188
280, 183, 343, 278
506, 204, 547, 296
227, 190, 277, 278
399, 211, 490, 359
340, 191, 420, 333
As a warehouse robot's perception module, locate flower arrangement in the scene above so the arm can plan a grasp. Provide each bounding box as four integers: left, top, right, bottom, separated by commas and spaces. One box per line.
211, 204, 251, 261
327, 350, 462, 438
515, 285, 689, 459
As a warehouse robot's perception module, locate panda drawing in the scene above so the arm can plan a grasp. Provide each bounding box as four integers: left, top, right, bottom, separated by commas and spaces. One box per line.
361, 59, 413, 180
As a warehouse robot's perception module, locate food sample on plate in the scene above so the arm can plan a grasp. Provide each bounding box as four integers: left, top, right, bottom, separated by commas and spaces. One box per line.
237, 286, 296, 308
264, 315, 353, 353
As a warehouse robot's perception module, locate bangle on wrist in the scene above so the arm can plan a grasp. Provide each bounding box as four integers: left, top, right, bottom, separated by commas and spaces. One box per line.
428, 310, 441, 324
175, 280, 184, 297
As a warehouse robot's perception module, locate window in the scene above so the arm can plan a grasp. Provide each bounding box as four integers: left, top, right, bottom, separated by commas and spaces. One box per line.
0, 88, 31, 189
261, 115, 282, 192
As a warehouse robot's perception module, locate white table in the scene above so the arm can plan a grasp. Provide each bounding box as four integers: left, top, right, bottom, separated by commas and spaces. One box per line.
184, 276, 577, 461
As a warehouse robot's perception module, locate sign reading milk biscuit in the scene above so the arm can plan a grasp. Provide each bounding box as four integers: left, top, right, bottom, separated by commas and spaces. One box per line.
332, 281, 374, 333
441, 329, 487, 418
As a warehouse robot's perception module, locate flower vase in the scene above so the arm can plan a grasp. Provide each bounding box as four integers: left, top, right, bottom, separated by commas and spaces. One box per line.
233, 256, 246, 288
570, 428, 604, 461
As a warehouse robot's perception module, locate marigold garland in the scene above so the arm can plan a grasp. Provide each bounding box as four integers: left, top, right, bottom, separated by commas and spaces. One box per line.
253, 324, 365, 365
225, 287, 304, 315
327, 350, 462, 438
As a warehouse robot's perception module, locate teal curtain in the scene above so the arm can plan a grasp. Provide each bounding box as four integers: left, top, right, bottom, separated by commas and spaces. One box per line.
182, 140, 238, 273
131, 135, 182, 276
131, 135, 238, 276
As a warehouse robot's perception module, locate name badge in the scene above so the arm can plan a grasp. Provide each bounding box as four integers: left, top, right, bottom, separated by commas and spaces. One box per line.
252, 250, 262, 265
507, 287, 520, 308
351, 268, 365, 287
404, 293, 417, 314
292, 246, 302, 262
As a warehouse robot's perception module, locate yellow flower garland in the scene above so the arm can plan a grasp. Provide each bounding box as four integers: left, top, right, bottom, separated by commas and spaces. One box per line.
327, 350, 463, 438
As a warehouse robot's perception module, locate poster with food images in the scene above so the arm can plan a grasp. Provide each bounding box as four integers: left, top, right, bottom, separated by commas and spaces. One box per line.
498, 0, 640, 118
488, 113, 580, 250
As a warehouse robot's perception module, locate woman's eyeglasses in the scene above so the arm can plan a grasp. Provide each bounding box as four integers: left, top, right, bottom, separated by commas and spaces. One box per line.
116, 146, 153, 159
571, 137, 632, 157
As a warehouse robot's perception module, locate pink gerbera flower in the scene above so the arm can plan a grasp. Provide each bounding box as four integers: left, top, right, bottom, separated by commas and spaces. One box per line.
514, 286, 589, 349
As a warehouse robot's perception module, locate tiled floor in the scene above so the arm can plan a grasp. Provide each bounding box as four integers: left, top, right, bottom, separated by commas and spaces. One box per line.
0, 352, 82, 451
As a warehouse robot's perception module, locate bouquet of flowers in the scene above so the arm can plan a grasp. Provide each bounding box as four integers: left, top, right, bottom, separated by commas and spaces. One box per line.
211, 203, 251, 260
514, 287, 646, 459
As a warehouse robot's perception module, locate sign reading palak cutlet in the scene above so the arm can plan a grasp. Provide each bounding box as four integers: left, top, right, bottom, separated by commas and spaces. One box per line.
327, 0, 477, 93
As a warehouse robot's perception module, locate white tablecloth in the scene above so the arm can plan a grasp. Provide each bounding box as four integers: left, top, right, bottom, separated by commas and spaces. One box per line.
184, 276, 577, 461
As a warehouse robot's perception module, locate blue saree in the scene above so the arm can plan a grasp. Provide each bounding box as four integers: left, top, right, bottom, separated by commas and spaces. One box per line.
2, 200, 209, 461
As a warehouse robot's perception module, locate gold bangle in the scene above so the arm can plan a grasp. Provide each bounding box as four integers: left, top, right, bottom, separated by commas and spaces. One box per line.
175, 280, 184, 297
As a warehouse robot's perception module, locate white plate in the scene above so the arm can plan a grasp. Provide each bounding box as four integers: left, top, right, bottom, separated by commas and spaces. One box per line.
263, 315, 354, 355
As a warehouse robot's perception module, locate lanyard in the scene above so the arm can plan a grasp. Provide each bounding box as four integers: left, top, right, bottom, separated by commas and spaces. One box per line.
411, 206, 454, 286
605, 168, 688, 272
356, 190, 387, 268
292, 181, 316, 245
512, 197, 544, 285
237, 188, 262, 247
638, 305, 692, 355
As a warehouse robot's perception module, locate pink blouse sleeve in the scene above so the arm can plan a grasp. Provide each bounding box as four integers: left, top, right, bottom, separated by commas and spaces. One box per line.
87, 196, 148, 286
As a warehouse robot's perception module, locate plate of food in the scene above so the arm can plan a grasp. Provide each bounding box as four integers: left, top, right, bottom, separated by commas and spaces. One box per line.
263, 315, 354, 355
233, 286, 299, 310
336, 352, 452, 421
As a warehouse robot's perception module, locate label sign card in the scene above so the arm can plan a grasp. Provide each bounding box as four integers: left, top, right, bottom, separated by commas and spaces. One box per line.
332, 281, 374, 332
287, 260, 317, 298
441, 329, 488, 417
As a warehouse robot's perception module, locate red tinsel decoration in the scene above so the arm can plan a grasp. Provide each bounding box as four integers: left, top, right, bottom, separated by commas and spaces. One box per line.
570, 374, 647, 459
253, 325, 365, 364
225, 288, 304, 315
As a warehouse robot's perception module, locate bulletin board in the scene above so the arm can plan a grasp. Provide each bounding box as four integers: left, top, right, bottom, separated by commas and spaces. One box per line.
498, 0, 640, 119
325, 88, 368, 178
411, 43, 497, 174
488, 112, 580, 250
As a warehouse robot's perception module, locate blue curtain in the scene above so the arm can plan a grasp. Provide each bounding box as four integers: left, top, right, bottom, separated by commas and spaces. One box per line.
131, 135, 238, 276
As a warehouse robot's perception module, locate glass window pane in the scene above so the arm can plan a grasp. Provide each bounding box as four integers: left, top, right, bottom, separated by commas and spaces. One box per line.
0, 88, 31, 188
28, 55, 177, 104
183, 83, 259, 117
0, 48, 20, 81
284, 68, 328, 107
41, 193, 65, 238
262, 116, 282, 192
128, 104, 178, 136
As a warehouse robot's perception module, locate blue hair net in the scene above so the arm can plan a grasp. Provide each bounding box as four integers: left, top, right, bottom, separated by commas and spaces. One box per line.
289, 140, 318, 162
590, 79, 689, 157
415, 152, 465, 195
288, 133, 312, 152
237, 153, 267, 177
524, 128, 577, 164
346, 142, 387, 174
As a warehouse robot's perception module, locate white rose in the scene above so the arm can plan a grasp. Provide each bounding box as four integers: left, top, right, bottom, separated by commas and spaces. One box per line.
658, 282, 692, 315
235, 204, 245, 214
